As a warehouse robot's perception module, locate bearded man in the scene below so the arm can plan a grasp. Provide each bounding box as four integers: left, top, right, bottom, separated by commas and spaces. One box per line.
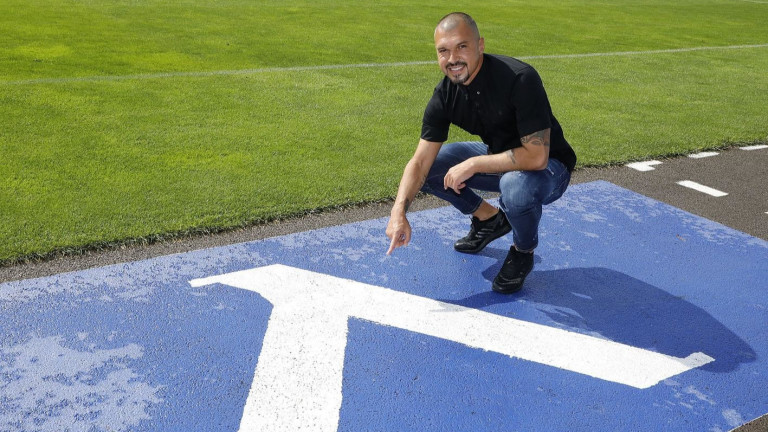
385, 12, 577, 293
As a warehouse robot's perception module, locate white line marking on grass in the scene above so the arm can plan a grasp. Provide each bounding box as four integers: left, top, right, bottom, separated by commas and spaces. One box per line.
1, 61, 434, 86
740, 144, 768, 150
677, 181, 728, 197
627, 160, 662, 171
689, 151, 719, 159
522, 43, 768, 61
3, 43, 768, 86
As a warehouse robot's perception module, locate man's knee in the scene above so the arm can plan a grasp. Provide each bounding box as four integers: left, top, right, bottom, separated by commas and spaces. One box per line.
499, 172, 538, 208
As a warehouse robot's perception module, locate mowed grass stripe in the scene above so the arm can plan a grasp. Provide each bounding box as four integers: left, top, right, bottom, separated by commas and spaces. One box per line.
2, 0, 767, 263
3, 48, 766, 263
0, 61, 435, 86
4, 0, 767, 81
3, 43, 767, 86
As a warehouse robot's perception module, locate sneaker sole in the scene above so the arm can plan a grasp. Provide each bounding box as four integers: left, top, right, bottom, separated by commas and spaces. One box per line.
453, 225, 512, 254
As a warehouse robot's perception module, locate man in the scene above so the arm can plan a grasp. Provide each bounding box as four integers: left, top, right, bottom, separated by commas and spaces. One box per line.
385, 12, 577, 294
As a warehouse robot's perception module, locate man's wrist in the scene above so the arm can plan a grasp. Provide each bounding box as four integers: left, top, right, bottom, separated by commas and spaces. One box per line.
391, 197, 412, 216
467, 156, 483, 174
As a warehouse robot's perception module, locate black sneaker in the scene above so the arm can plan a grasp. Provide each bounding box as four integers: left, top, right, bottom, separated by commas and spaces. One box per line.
492, 247, 534, 294
454, 211, 512, 254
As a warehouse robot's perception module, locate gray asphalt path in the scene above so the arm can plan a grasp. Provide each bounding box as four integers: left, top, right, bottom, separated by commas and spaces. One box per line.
1, 145, 765, 431
578, 145, 767, 241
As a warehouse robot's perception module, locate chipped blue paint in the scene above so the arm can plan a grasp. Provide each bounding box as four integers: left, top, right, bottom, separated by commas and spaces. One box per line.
0, 181, 766, 431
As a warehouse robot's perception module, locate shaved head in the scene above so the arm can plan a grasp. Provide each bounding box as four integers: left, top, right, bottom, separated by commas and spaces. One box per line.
436, 12, 480, 41
433, 12, 484, 85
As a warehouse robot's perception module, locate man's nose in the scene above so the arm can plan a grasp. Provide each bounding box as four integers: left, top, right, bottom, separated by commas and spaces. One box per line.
447, 49, 459, 64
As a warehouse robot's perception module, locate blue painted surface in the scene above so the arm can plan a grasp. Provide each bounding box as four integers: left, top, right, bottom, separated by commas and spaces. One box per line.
1, 181, 766, 431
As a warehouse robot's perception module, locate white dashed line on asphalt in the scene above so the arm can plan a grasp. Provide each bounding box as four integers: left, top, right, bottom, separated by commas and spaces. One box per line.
740, 144, 768, 151
677, 181, 729, 197
620, 145, 766, 238
627, 161, 662, 171
688, 151, 719, 159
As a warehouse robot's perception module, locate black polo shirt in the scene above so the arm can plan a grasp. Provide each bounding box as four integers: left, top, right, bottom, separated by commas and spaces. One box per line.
421, 53, 577, 172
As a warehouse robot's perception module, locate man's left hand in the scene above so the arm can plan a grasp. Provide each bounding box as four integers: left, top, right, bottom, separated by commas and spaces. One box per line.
443, 159, 476, 194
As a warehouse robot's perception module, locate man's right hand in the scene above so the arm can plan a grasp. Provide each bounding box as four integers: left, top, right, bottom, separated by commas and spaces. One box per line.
385, 139, 441, 255
385, 214, 412, 255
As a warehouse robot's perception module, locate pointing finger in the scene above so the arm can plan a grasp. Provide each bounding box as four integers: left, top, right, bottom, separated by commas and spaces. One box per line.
386, 234, 399, 255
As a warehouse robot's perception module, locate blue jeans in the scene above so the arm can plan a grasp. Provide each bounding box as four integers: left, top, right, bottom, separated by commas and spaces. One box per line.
421, 141, 571, 251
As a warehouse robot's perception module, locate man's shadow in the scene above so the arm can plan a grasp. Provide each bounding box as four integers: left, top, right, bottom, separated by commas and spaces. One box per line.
444, 247, 756, 373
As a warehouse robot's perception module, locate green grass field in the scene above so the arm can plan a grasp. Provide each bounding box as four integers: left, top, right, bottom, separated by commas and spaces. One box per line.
2, 0, 767, 264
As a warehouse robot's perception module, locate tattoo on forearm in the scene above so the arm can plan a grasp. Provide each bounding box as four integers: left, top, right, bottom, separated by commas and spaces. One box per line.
505, 149, 517, 165
403, 198, 412, 212
399, 172, 426, 213
520, 129, 551, 147
419, 172, 428, 189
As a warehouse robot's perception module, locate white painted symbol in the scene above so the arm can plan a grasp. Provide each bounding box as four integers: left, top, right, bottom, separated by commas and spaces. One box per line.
688, 151, 719, 159
626, 160, 662, 171
190, 265, 714, 432
740, 144, 768, 151
677, 180, 729, 197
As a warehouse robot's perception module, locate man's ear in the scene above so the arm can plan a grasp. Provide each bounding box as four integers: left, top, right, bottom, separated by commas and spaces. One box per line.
478, 37, 485, 53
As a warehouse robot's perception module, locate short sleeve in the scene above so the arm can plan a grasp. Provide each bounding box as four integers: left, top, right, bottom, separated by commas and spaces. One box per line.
511, 67, 552, 138
420, 88, 451, 143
